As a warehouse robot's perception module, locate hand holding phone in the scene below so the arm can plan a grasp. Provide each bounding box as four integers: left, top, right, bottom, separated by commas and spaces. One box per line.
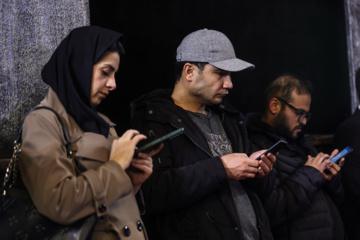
135, 128, 184, 155
255, 140, 288, 160
328, 146, 353, 164
323, 146, 352, 172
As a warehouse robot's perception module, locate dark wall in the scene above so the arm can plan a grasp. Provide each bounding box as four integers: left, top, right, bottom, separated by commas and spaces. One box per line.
90, 0, 350, 136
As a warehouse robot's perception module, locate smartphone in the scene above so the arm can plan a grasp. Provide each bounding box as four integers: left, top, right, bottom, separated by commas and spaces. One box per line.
255, 140, 288, 160
329, 146, 353, 164
323, 146, 352, 173
135, 128, 185, 155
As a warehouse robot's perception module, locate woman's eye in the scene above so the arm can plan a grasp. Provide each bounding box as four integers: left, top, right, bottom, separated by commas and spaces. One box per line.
102, 70, 110, 76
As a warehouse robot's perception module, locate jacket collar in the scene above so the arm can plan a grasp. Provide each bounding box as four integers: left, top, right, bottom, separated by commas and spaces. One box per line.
132, 89, 245, 157
246, 112, 316, 155
131, 89, 240, 120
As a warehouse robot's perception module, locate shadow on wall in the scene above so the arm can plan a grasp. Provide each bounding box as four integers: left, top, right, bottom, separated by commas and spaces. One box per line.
0, 136, 13, 159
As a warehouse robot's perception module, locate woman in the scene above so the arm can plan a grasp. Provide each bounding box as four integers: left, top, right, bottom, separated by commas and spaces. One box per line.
18, 26, 158, 239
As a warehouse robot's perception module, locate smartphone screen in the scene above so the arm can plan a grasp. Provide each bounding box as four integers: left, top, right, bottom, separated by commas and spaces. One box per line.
324, 146, 352, 172
329, 146, 353, 164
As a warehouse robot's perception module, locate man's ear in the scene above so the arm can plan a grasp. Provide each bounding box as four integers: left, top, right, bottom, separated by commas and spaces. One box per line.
269, 97, 281, 115
183, 63, 195, 82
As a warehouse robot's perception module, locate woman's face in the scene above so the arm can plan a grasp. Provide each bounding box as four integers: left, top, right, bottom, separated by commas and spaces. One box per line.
90, 51, 120, 106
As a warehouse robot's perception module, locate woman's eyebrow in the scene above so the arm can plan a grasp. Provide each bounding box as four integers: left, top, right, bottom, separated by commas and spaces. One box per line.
103, 64, 115, 71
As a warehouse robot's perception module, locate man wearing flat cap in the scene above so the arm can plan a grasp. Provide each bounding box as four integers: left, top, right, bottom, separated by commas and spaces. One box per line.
130, 29, 275, 240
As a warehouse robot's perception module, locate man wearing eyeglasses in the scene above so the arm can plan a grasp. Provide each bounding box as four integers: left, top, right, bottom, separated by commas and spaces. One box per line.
246, 73, 345, 240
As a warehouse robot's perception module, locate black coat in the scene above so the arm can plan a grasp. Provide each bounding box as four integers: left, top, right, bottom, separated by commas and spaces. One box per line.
130, 90, 273, 240
333, 108, 360, 240
246, 113, 345, 240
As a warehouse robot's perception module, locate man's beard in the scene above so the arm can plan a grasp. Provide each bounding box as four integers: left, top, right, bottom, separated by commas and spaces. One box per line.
273, 112, 304, 141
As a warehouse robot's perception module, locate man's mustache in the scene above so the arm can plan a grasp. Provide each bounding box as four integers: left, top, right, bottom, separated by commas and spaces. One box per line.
294, 123, 305, 130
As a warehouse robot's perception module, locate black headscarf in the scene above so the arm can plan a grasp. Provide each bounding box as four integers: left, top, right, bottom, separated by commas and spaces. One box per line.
41, 26, 123, 137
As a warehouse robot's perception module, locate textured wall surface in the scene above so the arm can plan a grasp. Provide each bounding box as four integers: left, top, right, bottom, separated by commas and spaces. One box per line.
0, 0, 90, 157
345, 0, 360, 110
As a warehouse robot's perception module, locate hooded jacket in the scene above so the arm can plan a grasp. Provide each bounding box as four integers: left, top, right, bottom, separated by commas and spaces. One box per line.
130, 89, 273, 240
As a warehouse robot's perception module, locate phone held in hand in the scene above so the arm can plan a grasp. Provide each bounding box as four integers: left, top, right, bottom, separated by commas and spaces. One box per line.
323, 146, 352, 173
330, 147, 353, 164
329, 146, 353, 164
255, 140, 288, 160
135, 128, 185, 155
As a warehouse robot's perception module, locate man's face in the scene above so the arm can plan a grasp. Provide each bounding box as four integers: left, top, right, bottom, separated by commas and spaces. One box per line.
190, 64, 233, 105
273, 92, 311, 140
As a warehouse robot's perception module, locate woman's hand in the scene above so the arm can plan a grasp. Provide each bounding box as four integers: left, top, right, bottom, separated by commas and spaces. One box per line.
109, 130, 147, 170
128, 144, 163, 193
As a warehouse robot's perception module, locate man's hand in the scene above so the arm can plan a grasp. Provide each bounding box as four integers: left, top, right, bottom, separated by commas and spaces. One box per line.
250, 150, 277, 177
305, 152, 330, 175
322, 149, 345, 181
220, 153, 259, 180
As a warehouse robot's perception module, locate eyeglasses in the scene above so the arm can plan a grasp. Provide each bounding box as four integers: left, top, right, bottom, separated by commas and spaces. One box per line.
275, 97, 312, 122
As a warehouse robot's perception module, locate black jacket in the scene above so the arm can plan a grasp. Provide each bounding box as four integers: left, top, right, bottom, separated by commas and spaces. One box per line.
246, 112, 345, 240
130, 90, 273, 240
